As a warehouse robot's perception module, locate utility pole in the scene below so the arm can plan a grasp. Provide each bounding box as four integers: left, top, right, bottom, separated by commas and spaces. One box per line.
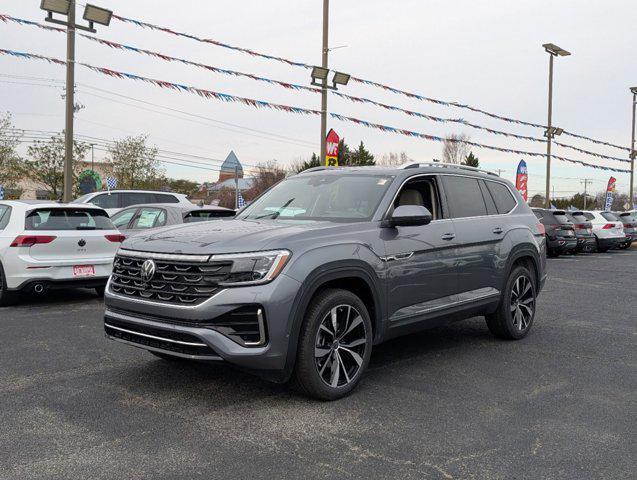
234, 165, 239, 210
630, 87, 637, 208
320, 0, 329, 163
63, 0, 76, 203
581, 178, 593, 210
90, 143, 95, 171
496, 168, 506, 177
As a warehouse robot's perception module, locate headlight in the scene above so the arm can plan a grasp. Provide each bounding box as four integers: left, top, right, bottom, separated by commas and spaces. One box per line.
210, 250, 291, 286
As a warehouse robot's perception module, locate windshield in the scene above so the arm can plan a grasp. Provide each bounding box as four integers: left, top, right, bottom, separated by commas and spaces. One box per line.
237, 173, 394, 221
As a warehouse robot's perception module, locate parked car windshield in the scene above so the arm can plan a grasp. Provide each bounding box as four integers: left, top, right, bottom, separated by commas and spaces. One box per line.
237, 174, 395, 221
25, 208, 115, 230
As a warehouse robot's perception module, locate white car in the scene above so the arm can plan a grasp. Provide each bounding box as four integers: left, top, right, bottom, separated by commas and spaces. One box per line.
0, 201, 125, 305
72, 190, 192, 216
581, 210, 626, 252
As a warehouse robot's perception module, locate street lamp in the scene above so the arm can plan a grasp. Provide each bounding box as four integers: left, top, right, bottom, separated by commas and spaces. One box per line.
542, 43, 571, 208
40, 0, 112, 202
630, 87, 637, 207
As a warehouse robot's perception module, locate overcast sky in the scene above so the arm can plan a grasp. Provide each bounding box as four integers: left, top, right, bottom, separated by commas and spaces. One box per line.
1, 0, 636, 198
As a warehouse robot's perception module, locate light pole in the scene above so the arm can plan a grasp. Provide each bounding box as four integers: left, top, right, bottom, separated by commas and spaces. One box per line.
630, 87, 637, 208
310, 0, 350, 165
40, 0, 112, 202
542, 43, 570, 208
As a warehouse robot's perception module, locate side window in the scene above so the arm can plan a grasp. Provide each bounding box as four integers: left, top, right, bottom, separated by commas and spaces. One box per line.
478, 180, 498, 215
130, 208, 165, 229
533, 210, 543, 220
121, 192, 153, 207
110, 208, 138, 228
485, 181, 517, 214
393, 176, 443, 220
153, 193, 180, 204
442, 176, 487, 219
91, 193, 119, 209
0, 205, 11, 230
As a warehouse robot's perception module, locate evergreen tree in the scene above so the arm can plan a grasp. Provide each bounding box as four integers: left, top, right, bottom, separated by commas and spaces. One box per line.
348, 141, 375, 166
463, 151, 479, 167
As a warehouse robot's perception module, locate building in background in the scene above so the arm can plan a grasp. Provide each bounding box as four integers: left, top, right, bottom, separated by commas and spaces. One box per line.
218, 151, 243, 182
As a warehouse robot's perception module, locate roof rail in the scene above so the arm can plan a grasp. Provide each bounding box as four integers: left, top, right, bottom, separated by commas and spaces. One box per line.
399, 161, 499, 177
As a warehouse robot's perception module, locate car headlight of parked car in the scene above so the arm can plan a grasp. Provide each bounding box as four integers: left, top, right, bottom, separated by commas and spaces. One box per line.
211, 250, 291, 286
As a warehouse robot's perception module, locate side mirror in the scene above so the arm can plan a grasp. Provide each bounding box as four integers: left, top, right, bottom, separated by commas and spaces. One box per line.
383, 205, 433, 227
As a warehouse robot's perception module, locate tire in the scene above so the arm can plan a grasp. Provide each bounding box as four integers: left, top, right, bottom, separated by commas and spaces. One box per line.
0, 263, 17, 307
617, 243, 630, 250
94, 286, 106, 297
293, 288, 373, 400
148, 351, 189, 362
547, 250, 559, 258
485, 265, 536, 340
596, 238, 609, 253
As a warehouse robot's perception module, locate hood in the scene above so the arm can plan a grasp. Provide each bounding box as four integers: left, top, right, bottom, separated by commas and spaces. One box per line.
120, 219, 337, 254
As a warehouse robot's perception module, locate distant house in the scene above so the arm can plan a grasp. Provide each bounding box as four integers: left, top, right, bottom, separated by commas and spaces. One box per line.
218, 151, 243, 182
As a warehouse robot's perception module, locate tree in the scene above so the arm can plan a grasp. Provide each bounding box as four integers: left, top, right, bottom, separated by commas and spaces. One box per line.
168, 178, 200, 197
337, 139, 351, 165
108, 135, 162, 189
378, 152, 411, 166
26, 132, 89, 200
0, 112, 26, 193
291, 153, 321, 173
529, 194, 545, 207
442, 133, 470, 164
348, 141, 375, 166
463, 151, 479, 167
245, 161, 286, 199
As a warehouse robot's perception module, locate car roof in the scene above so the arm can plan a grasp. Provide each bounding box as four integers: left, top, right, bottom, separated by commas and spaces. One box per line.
296, 164, 506, 183
114, 203, 230, 212
80, 190, 187, 197
0, 200, 105, 210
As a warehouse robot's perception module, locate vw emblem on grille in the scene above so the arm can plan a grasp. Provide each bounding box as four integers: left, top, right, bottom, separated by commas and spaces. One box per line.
140, 259, 156, 283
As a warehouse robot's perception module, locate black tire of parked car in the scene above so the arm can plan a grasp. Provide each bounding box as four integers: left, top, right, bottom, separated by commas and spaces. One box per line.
293, 288, 373, 400
547, 250, 559, 258
617, 242, 631, 250
485, 265, 536, 340
0, 262, 16, 307
95, 286, 106, 297
596, 238, 609, 253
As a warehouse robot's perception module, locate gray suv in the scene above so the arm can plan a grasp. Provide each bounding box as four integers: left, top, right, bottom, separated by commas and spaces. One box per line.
104, 163, 546, 399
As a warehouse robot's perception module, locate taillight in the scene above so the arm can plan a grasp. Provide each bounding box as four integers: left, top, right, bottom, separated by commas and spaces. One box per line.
536, 223, 546, 235
602, 224, 615, 229
10, 235, 57, 247
105, 234, 126, 243
575, 224, 586, 229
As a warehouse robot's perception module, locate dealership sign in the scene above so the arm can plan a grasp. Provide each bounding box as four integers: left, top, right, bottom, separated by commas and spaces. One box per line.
325, 129, 339, 166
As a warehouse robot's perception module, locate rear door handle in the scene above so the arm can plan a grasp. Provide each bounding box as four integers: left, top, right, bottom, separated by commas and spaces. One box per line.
441, 233, 456, 241
492, 227, 503, 234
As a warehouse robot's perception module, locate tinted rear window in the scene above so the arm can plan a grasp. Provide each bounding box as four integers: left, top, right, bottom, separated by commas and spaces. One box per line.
26, 208, 114, 230
485, 181, 517, 214
583, 212, 595, 220
567, 213, 589, 224
601, 212, 619, 221
553, 213, 572, 225
184, 210, 235, 222
443, 176, 487, 218
153, 193, 180, 203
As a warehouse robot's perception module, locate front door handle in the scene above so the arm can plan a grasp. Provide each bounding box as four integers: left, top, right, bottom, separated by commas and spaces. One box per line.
492, 227, 503, 234
441, 233, 456, 241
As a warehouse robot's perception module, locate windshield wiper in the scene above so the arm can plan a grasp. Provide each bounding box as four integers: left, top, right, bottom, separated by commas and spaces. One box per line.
254, 198, 295, 220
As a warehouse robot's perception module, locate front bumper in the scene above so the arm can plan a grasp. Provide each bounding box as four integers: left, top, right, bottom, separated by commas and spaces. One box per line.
576, 236, 596, 252
104, 273, 302, 372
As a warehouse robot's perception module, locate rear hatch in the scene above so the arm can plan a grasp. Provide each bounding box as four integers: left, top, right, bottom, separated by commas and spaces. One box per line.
550, 211, 576, 238
23, 207, 123, 261
566, 212, 594, 238
600, 212, 625, 236
618, 213, 637, 236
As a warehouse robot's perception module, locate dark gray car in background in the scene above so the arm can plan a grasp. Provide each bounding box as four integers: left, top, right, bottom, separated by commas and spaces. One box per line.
104, 163, 547, 399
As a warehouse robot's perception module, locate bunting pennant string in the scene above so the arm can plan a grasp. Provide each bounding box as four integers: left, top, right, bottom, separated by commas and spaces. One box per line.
0, 47, 630, 174
0, 13, 630, 163
100, 12, 630, 153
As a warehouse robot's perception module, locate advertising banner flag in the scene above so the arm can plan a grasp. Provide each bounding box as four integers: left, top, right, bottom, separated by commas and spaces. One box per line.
604, 176, 616, 211
515, 159, 528, 202
325, 129, 339, 166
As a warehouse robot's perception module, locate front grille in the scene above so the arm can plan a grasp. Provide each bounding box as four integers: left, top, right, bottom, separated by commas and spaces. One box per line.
110, 253, 231, 305
104, 317, 219, 357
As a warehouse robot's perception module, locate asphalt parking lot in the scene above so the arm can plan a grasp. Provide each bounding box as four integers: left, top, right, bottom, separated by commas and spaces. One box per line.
1, 250, 635, 480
